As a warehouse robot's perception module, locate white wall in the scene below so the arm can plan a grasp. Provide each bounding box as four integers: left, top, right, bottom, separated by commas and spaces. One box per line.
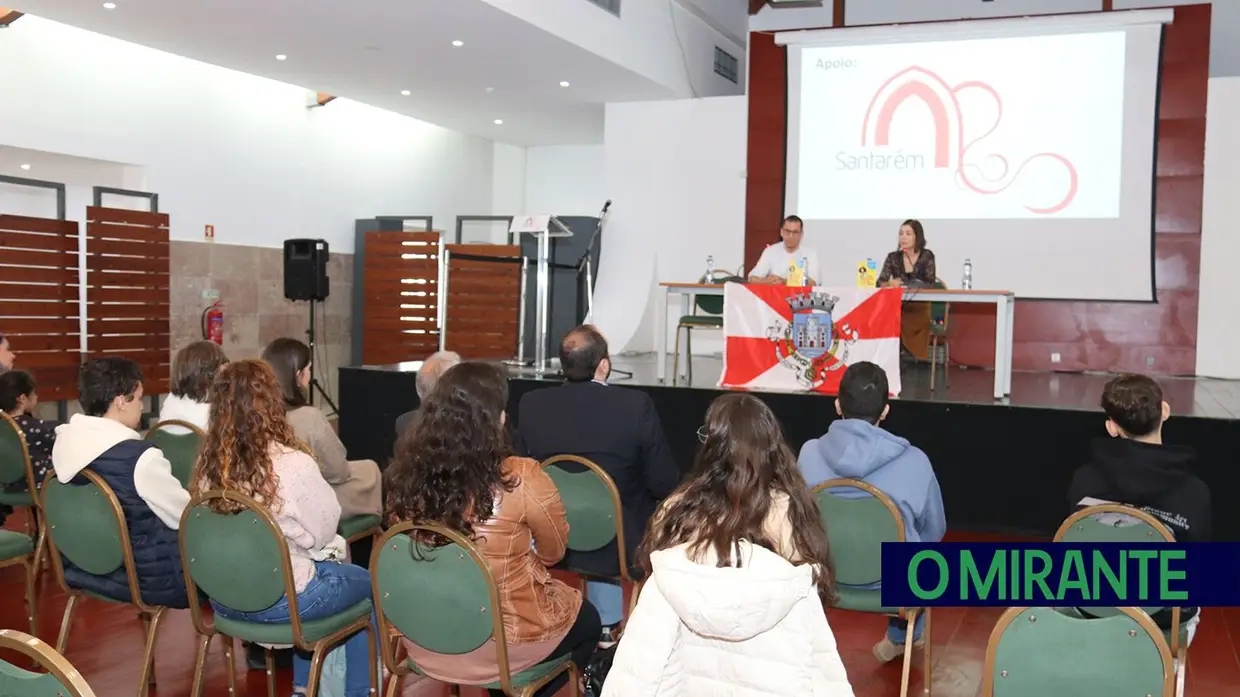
1195, 76, 1240, 379
0, 17, 496, 252
482, 0, 745, 99
595, 96, 748, 355
524, 146, 606, 216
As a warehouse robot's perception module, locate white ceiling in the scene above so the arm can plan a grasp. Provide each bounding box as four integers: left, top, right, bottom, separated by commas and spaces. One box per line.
12, 0, 682, 146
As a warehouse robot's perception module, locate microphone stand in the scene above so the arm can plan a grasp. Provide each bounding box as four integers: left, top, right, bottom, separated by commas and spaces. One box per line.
576, 201, 632, 379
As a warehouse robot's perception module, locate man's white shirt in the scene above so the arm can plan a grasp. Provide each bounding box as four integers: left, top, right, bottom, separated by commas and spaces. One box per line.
749, 244, 820, 283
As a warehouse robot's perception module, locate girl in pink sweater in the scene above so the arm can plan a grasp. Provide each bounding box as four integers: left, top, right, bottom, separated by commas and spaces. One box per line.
194, 359, 374, 697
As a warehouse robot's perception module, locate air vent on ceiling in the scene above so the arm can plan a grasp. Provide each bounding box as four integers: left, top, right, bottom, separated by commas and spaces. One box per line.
583, 0, 620, 17
714, 46, 739, 84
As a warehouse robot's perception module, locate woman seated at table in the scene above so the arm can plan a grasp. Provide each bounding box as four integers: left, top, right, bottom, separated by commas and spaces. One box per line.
877, 219, 937, 361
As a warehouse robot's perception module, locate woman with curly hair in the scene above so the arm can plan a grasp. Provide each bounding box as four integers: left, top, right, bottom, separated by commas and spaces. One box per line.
385, 361, 600, 697
602, 393, 855, 697
194, 359, 373, 697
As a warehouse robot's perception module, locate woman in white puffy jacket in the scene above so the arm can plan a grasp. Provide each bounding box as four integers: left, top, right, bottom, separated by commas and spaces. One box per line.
603, 393, 855, 697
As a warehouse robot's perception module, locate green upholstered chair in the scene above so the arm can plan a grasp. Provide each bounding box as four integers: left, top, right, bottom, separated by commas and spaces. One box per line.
929, 278, 951, 391
143, 420, 205, 489
0, 411, 47, 568
981, 606, 1174, 697
42, 470, 168, 697
338, 514, 383, 544
179, 490, 377, 697
541, 455, 637, 617
371, 522, 579, 697
1054, 504, 1187, 696
812, 478, 931, 697
672, 271, 735, 386
0, 629, 97, 697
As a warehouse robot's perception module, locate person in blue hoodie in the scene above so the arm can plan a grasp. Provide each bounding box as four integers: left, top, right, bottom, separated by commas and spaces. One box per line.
797, 360, 946, 664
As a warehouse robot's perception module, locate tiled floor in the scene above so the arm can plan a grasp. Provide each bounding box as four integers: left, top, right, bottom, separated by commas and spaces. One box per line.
3, 522, 1237, 696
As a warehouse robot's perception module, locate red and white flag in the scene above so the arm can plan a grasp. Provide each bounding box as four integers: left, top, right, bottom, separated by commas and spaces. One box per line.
719, 284, 903, 395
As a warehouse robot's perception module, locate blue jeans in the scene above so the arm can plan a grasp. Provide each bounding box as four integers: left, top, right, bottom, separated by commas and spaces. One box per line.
887, 613, 926, 644
588, 580, 624, 627
212, 561, 374, 697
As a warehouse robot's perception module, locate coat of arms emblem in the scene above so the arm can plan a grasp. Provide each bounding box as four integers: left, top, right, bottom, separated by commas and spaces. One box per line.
767, 291, 857, 387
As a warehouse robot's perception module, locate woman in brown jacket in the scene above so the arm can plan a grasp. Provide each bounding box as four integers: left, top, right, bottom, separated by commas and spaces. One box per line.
385, 361, 600, 696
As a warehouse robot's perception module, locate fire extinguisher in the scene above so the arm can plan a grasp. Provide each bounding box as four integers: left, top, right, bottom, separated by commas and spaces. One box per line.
202, 302, 224, 345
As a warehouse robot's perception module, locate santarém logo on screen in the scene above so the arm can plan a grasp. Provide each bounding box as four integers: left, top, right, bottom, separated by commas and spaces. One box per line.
835, 65, 1079, 215
878, 543, 1240, 608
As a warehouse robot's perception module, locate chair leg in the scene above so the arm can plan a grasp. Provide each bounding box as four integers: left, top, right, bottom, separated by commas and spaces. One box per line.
264, 645, 276, 697
189, 633, 211, 697
899, 608, 920, 697
943, 343, 950, 389
55, 593, 79, 654
570, 661, 582, 697
306, 643, 332, 697
685, 328, 694, 386
136, 608, 167, 697
385, 673, 402, 697
1175, 646, 1187, 697
22, 559, 37, 638
672, 325, 683, 386
367, 623, 380, 694
922, 607, 932, 695
222, 637, 238, 696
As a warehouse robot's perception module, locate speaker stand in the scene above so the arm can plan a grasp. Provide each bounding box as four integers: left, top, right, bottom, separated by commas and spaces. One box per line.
305, 298, 339, 415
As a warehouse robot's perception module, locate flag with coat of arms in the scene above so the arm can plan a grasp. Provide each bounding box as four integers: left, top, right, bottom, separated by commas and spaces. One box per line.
719, 283, 903, 395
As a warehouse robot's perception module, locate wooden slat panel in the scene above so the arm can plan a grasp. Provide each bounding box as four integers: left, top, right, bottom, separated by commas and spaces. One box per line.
17, 365, 79, 401
86, 221, 167, 243
86, 237, 170, 257
11, 335, 80, 351
15, 351, 82, 368
0, 248, 76, 268
86, 271, 170, 288
0, 301, 80, 318
85, 319, 169, 334
442, 244, 521, 360
0, 230, 78, 251
84, 253, 167, 273
87, 207, 170, 228
446, 317, 518, 333
0, 266, 77, 284
86, 287, 172, 304
82, 304, 165, 319
362, 230, 443, 365
0, 214, 77, 236
0, 318, 79, 334
365, 239, 439, 256
0, 284, 77, 301
89, 334, 170, 352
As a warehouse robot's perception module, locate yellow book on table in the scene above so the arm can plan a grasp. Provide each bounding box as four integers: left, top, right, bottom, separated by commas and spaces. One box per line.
786, 259, 807, 287
857, 258, 878, 288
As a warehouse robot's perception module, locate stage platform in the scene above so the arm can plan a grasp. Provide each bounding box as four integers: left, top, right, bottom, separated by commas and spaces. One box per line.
338, 354, 1240, 540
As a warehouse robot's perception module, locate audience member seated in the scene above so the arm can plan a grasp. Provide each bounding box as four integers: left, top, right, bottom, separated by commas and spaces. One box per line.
195, 359, 374, 697
604, 393, 854, 697
394, 350, 460, 437
158, 340, 229, 434
1067, 372, 1209, 639
797, 361, 945, 664
516, 325, 679, 641
263, 337, 382, 518
385, 361, 600, 697
0, 333, 12, 373
51, 358, 191, 608
0, 370, 59, 491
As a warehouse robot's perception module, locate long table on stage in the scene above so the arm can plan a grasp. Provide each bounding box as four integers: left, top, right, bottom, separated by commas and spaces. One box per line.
657, 282, 1016, 399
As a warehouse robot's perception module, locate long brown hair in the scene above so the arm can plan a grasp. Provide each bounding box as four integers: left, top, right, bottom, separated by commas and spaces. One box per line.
384, 361, 516, 541
639, 393, 837, 603
261, 337, 311, 409
193, 359, 307, 513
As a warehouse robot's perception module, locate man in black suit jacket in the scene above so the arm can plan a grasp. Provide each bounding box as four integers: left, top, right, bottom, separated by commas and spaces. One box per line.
516, 325, 679, 636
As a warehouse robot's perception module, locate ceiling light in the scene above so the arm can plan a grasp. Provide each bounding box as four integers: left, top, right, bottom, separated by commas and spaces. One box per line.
493, 119, 503, 125
485, 87, 495, 93
559, 81, 571, 87
20, 163, 31, 170
451, 40, 464, 47
103, 2, 116, 8
275, 54, 287, 61
400, 89, 411, 96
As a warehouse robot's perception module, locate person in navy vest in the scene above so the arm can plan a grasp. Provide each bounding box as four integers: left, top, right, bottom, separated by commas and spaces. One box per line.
51, 357, 192, 608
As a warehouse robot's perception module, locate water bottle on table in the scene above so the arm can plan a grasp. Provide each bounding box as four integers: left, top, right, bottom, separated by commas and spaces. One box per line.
705, 255, 715, 282
962, 258, 973, 290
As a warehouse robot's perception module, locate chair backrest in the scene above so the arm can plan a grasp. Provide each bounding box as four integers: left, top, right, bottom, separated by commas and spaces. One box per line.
179, 491, 292, 619
1054, 504, 1176, 620
372, 523, 498, 656
0, 412, 36, 492
812, 478, 904, 587
42, 471, 130, 589
981, 606, 1173, 697
144, 420, 205, 488
540, 455, 623, 556
0, 629, 97, 697
930, 278, 950, 329
695, 272, 733, 315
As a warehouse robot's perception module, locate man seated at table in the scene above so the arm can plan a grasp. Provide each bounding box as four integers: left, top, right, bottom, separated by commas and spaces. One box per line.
748, 215, 819, 285
516, 325, 680, 645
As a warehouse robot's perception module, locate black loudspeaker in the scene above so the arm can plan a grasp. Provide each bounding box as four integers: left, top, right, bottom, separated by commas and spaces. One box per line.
283, 239, 330, 302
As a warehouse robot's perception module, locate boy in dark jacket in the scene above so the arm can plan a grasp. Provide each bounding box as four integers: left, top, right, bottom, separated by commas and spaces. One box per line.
1067, 373, 1209, 639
